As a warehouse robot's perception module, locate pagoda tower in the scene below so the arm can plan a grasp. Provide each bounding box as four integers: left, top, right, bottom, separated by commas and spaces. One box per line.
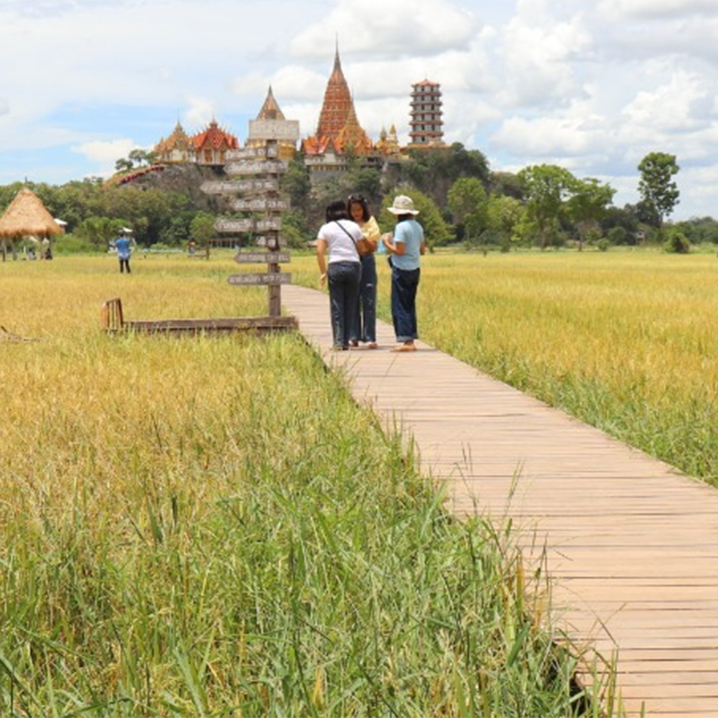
302, 46, 373, 167
408, 79, 445, 147
316, 47, 353, 141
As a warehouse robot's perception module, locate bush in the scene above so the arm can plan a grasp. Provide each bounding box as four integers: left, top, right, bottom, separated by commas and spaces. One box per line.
663, 231, 691, 254
597, 238, 611, 252
53, 235, 105, 255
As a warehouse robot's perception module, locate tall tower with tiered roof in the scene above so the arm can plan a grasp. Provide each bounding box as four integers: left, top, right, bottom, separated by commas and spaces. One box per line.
409, 79, 444, 147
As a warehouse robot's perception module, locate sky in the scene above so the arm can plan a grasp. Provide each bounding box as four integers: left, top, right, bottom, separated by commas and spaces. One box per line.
2, 0, 718, 220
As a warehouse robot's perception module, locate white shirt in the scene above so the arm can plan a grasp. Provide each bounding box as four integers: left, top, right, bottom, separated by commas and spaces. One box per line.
317, 219, 363, 264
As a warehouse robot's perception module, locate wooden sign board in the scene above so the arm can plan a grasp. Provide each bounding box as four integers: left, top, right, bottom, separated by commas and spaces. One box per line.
231, 197, 290, 212
228, 272, 291, 286
255, 236, 287, 248
256, 218, 282, 232
225, 145, 279, 161
248, 119, 300, 142
201, 178, 278, 195
215, 218, 283, 233
234, 251, 290, 264
215, 218, 254, 233
225, 160, 288, 176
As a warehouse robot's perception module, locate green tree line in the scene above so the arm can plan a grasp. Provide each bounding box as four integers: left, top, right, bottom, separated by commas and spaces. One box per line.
2, 146, 714, 253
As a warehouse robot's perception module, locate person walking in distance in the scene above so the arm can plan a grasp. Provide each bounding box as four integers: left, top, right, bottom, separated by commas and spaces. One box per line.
315, 200, 365, 351
115, 229, 133, 274
347, 195, 380, 348
381, 195, 426, 352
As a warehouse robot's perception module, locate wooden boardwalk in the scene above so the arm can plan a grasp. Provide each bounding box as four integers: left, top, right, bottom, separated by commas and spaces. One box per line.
283, 285, 718, 718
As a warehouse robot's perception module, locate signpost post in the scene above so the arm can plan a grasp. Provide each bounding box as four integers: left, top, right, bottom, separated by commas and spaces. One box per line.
202, 117, 300, 325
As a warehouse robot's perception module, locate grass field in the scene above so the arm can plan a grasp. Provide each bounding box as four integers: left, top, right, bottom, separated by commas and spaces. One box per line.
0, 253, 615, 717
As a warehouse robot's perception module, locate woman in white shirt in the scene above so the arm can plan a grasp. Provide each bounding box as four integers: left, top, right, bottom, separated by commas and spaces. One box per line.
316, 200, 366, 350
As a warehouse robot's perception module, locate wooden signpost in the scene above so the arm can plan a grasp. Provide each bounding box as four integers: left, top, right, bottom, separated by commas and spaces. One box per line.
206, 117, 301, 327
102, 120, 300, 337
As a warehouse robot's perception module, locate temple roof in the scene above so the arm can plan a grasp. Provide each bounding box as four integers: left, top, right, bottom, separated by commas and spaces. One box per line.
315, 47, 354, 140
257, 85, 285, 121
192, 119, 239, 151
154, 121, 192, 154
305, 46, 374, 156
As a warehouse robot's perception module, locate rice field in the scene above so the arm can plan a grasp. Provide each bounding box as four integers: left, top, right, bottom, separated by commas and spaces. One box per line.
293, 248, 718, 486
0, 253, 612, 717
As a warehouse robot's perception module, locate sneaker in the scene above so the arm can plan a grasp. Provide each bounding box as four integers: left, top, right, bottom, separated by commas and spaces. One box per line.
367, 342, 378, 349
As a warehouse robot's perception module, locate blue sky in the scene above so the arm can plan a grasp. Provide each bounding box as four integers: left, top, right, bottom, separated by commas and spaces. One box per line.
2, 0, 718, 220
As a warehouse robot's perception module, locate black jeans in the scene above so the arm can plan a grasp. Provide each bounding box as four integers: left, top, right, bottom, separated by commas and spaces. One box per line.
391, 265, 420, 342
119, 258, 131, 273
328, 261, 361, 348
352, 253, 377, 343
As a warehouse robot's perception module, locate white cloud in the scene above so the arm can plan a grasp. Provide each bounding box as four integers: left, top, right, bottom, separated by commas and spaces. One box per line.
598, 0, 717, 21
73, 138, 139, 175
2, 0, 718, 218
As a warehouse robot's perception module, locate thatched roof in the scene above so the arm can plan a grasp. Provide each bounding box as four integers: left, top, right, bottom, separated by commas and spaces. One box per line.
0, 188, 63, 239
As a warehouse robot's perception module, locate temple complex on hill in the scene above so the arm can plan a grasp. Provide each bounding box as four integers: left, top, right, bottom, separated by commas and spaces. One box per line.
151, 49, 445, 180
154, 119, 239, 166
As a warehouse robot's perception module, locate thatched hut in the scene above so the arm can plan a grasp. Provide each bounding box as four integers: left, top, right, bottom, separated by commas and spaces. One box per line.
0, 188, 63, 261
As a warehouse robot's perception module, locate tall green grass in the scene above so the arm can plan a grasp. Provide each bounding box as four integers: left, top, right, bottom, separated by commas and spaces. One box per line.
0, 255, 612, 716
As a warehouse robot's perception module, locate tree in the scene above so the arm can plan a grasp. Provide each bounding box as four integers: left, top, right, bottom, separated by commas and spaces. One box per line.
380, 187, 453, 248
566, 177, 616, 249
638, 151, 680, 227
447, 177, 487, 243
517, 164, 576, 249
483, 195, 525, 250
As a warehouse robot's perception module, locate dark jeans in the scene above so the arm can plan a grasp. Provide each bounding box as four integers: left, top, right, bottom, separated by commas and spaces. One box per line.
119, 258, 131, 273
328, 261, 361, 348
352, 253, 377, 343
391, 265, 420, 342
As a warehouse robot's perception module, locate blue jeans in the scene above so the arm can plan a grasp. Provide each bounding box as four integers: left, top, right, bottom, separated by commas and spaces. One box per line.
391, 265, 420, 342
352, 253, 377, 343
328, 261, 361, 348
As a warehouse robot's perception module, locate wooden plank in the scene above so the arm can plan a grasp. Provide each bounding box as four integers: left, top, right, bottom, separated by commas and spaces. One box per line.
231, 197, 290, 212
215, 217, 282, 233
200, 178, 279, 194
224, 160, 288, 176
125, 315, 297, 333
225, 145, 279, 161
234, 251, 290, 264
227, 272, 291, 286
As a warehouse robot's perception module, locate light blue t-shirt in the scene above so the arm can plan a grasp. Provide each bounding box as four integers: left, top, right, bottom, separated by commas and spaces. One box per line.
391, 219, 424, 271
115, 236, 131, 260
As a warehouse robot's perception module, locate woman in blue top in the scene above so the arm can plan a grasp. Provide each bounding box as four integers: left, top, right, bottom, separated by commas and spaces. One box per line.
381, 195, 426, 352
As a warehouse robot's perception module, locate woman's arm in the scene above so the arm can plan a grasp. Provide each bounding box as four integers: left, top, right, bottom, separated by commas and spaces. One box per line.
316, 238, 328, 286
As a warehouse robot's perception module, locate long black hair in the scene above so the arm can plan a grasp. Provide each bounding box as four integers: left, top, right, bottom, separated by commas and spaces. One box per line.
326, 200, 349, 222
347, 195, 370, 222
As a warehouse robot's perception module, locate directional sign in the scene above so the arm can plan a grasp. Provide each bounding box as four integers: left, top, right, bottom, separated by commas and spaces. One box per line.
231, 197, 290, 212
228, 272, 291, 286
215, 218, 254, 233
225, 145, 279, 161
255, 236, 287, 248
235, 251, 290, 264
248, 119, 300, 142
256, 218, 282, 232
201, 178, 278, 195
215, 218, 283, 233
225, 160, 288, 176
